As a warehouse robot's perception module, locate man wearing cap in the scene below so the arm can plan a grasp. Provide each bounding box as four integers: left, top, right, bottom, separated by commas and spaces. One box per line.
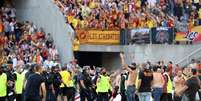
120, 53, 137, 101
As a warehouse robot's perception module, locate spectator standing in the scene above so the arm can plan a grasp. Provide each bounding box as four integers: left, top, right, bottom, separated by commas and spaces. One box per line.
174, 69, 185, 101
137, 65, 153, 101
152, 66, 165, 101
51, 66, 62, 101
24, 64, 46, 101
176, 69, 200, 101
120, 52, 137, 101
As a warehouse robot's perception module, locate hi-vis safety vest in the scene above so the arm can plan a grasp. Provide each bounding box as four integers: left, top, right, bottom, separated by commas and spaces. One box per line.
60, 71, 74, 88
15, 72, 25, 94
96, 75, 110, 93
0, 73, 7, 97
164, 73, 173, 93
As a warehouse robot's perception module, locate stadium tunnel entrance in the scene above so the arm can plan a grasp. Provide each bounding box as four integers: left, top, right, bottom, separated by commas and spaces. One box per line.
75, 52, 121, 70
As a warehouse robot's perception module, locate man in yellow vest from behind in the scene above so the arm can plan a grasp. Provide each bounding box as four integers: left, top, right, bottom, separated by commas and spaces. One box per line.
0, 65, 7, 101
60, 67, 75, 101
96, 68, 111, 101
14, 67, 25, 101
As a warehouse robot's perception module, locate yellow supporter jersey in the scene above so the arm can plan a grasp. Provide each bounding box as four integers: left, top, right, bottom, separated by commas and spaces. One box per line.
67, 15, 73, 24
147, 19, 155, 28
89, 1, 96, 9
72, 18, 78, 28
73, 39, 80, 51
199, 9, 201, 19
136, 0, 141, 8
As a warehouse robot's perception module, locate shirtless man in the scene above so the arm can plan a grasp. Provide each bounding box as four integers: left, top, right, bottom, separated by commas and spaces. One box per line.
120, 52, 137, 101
173, 69, 185, 101
152, 65, 165, 101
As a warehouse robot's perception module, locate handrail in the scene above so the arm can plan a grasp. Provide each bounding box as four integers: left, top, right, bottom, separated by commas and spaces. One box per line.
176, 45, 201, 66
54, 0, 65, 13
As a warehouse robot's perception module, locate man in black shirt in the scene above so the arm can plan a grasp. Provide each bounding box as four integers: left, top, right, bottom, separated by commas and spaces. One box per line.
138, 66, 153, 101
120, 72, 127, 101
198, 69, 201, 99
24, 64, 46, 101
78, 67, 93, 101
25, 64, 35, 80
42, 68, 55, 101
177, 69, 200, 101
6, 62, 15, 101
51, 66, 62, 101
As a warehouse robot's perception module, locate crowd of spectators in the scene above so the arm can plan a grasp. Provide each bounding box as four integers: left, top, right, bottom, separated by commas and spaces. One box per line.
0, 1, 60, 70
54, 0, 201, 30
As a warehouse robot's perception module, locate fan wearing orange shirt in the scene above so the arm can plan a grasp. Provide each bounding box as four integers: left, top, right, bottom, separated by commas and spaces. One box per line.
0, 20, 4, 33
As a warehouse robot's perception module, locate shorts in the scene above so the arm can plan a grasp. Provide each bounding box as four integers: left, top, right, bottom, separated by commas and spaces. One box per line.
61, 87, 68, 96
0, 97, 6, 101
66, 87, 74, 98
55, 88, 62, 97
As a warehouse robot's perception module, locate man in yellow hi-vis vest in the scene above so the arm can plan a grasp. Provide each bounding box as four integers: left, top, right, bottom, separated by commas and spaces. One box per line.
0, 66, 7, 101
14, 67, 25, 101
160, 71, 173, 101
60, 67, 75, 101
96, 68, 111, 101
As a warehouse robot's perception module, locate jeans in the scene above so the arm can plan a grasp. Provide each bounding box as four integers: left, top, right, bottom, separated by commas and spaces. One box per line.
138, 92, 151, 101
126, 85, 136, 101
152, 88, 163, 101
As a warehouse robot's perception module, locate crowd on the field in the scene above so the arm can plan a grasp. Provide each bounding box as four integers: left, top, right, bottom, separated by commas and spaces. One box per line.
1, 50, 201, 101
54, 0, 201, 30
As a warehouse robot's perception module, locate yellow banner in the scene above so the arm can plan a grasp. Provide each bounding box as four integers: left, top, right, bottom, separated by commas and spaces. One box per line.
76, 30, 120, 44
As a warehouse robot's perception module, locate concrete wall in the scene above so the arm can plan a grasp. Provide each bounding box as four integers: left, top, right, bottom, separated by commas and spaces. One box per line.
14, 0, 74, 64
102, 53, 121, 70
80, 44, 201, 66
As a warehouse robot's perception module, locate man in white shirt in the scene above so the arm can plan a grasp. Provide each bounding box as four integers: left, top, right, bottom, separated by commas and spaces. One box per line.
43, 57, 54, 69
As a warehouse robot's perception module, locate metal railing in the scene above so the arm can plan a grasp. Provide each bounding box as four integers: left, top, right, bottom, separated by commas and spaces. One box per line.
176, 46, 201, 67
